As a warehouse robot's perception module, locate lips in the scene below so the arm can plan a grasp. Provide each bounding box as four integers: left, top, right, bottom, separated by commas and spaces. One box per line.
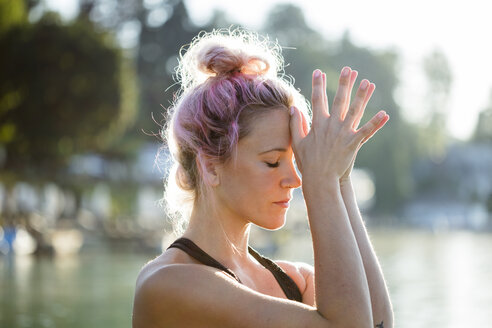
273, 199, 291, 208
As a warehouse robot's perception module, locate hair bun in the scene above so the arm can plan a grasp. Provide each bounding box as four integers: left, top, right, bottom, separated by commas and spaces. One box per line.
177, 28, 282, 91
197, 44, 269, 77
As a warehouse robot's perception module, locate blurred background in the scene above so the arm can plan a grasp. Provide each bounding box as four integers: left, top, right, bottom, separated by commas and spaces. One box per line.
1, 0, 491, 327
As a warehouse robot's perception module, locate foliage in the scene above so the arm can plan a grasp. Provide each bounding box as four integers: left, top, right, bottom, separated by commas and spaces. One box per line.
136, 0, 199, 135
262, 5, 418, 212
0, 0, 470, 218
0, 0, 27, 34
417, 49, 453, 161
0, 13, 137, 182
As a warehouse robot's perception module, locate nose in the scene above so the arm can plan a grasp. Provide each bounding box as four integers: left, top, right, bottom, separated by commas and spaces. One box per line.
281, 160, 302, 189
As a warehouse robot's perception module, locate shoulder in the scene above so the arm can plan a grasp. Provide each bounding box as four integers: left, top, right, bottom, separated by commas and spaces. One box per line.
132, 262, 232, 327
275, 260, 315, 306
133, 248, 228, 309
275, 260, 314, 290
132, 260, 324, 328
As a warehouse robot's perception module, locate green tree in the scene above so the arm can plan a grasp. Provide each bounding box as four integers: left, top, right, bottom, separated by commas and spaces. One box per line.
262, 4, 336, 100
333, 32, 418, 213
76, 0, 202, 137
420, 49, 453, 161
263, 5, 418, 213
136, 0, 199, 135
0, 13, 137, 183
0, 0, 27, 34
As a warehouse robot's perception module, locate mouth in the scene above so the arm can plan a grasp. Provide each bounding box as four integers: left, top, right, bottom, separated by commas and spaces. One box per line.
273, 199, 291, 208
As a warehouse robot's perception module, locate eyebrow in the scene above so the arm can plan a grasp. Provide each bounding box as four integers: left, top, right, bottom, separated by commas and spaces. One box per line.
258, 147, 287, 155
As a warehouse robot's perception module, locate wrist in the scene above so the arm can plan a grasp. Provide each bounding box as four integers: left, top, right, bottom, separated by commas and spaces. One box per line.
302, 174, 340, 196
303, 172, 339, 186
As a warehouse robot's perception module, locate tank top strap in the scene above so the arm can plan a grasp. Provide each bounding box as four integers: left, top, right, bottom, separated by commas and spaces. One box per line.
247, 246, 303, 303
167, 237, 302, 303
167, 237, 242, 283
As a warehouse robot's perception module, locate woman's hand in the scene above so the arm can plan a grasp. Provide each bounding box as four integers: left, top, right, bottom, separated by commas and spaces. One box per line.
290, 67, 389, 184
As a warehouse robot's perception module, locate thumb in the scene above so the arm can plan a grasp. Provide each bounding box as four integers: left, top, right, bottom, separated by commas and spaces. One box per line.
289, 106, 306, 145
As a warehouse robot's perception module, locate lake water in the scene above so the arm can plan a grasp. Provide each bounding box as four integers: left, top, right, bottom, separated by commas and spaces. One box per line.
1, 229, 492, 327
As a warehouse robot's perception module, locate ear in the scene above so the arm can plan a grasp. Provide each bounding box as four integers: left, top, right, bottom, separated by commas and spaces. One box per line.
196, 153, 220, 187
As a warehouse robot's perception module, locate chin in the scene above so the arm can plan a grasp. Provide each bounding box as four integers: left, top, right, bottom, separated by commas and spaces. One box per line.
256, 215, 287, 231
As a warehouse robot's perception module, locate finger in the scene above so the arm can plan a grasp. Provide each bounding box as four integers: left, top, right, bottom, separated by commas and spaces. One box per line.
322, 73, 328, 111
353, 83, 375, 129
289, 106, 306, 146
301, 108, 309, 136
341, 70, 358, 120
360, 113, 389, 144
311, 69, 326, 128
331, 66, 352, 118
354, 111, 389, 145
344, 79, 371, 129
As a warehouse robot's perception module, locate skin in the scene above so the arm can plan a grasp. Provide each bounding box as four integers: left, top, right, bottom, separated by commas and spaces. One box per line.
132, 67, 393, 328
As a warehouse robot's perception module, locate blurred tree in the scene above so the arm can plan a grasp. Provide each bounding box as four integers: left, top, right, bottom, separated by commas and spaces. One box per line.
0, 0, 27, 34
203, 9, 235, 28
76, 0, 201, 140
66, 1, 425, 215
0, 12, 137, 184
420, 49, 452, 161
473, 89, 492, 142
136, 0, 199, 136
262, 3, 336, 99
424, 49, 452, 112
332, 32, 418, 213
263, 4, 417, 213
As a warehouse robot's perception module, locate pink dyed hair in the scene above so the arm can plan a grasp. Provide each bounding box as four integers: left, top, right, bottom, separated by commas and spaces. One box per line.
162, 28, 310, 234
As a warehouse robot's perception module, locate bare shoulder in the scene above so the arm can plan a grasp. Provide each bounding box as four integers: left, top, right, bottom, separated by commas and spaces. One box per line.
133, 262, 225, 327
132, 259, 326, 328
275, 260, 315, 306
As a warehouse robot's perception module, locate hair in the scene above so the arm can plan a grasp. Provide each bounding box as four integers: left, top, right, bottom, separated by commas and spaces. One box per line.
161, 28, 310, 235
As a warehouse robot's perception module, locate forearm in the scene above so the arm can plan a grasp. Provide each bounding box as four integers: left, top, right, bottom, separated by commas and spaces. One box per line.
302, 176, 373, 327
340, 178, 394, 328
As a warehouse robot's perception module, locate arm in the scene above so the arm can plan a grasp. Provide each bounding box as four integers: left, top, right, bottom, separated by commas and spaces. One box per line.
132, 68, 386, 328
132, 182, 375, 328
132, 264, 330, 328
335, 69, 394, 327
290, 67, 390, 327
302, 176, 373, 326
340, 178, 394, 328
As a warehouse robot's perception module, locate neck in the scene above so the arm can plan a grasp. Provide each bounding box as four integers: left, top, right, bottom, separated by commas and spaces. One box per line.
182, 196, 253, 269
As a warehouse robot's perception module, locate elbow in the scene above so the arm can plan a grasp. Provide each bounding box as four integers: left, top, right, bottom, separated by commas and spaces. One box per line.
375, 305, 394, 328
383, 309, 395, 328
316, 310, 373, 328
383, 299, 395, 328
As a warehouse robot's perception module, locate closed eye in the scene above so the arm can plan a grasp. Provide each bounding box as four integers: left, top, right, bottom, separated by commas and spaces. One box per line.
265, 161, 280, 168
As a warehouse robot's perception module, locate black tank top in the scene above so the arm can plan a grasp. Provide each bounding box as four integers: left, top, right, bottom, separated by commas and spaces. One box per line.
167, 237, 303, 303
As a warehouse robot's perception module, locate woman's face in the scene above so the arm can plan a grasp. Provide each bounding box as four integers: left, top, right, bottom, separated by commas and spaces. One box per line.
214, 108, 301, 230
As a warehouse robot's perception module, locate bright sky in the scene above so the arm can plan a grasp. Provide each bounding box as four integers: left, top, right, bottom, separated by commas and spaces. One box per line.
46, 0, 492, 140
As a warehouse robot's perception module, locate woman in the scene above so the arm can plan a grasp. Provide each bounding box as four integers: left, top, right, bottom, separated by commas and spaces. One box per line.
132, 29, 393, 327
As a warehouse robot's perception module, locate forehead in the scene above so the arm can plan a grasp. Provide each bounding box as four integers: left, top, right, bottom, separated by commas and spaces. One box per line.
238, 109, 291, 153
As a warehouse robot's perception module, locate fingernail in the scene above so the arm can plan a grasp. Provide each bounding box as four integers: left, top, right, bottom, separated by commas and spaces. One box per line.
377, 111, 386, 119
290, 106, 295, 116
313, 69, 321, 78
361, 80, 369, 90
342, 67, 350, 77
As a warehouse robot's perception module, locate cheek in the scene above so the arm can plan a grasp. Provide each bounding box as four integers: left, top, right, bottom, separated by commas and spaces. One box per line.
233, 168, 271, 197
245, 167, 278, 193
221, 165, 275, 204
